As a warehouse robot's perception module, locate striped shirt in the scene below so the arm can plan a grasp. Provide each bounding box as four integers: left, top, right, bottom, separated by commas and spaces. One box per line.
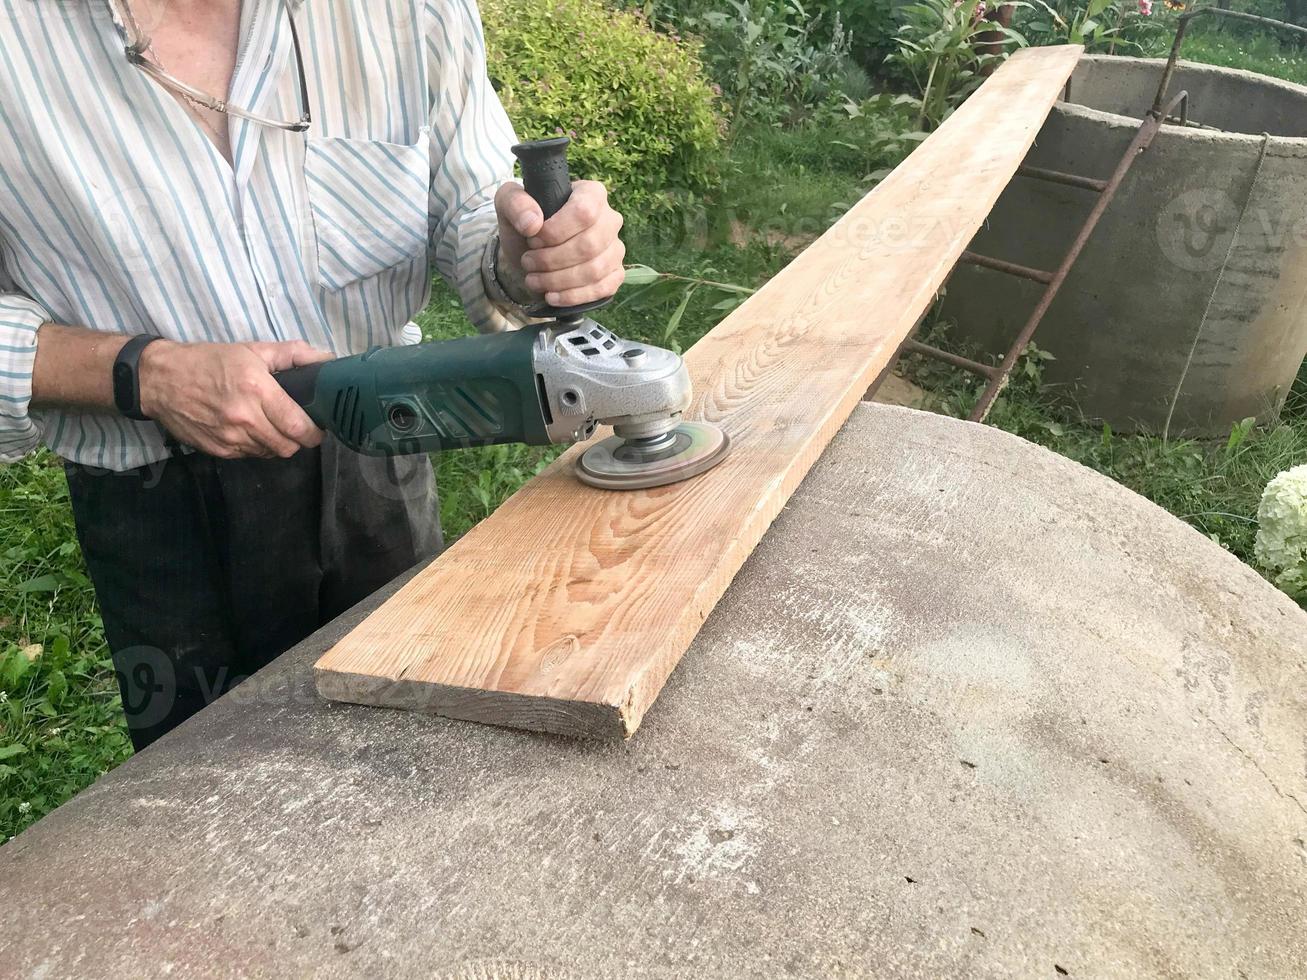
0, 0, 520, 471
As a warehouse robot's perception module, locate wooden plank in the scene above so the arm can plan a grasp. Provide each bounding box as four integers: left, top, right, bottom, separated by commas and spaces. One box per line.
314, 45, 1084, 738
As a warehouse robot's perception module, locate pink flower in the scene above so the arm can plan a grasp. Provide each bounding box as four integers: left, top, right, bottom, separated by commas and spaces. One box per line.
1138, 0, 1153, 13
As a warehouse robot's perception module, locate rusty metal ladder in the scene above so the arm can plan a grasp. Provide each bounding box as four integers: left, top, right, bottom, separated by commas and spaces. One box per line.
893, 89, 1189, 423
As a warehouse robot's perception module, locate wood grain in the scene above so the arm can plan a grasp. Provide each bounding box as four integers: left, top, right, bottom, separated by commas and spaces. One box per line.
314, 45, 1084, 737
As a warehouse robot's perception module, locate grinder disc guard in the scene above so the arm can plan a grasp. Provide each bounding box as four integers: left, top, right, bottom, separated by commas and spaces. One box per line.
576, 421, 730, 490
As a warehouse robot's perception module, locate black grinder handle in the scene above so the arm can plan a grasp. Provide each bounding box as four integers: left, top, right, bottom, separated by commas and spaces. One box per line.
512, 136, 573, 221
510, 136, 610, 319
274, 359, 327, 410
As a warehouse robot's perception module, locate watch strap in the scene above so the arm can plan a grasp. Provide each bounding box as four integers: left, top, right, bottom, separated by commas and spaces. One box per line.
112, 334, 163, 421
481, 233, 535, 311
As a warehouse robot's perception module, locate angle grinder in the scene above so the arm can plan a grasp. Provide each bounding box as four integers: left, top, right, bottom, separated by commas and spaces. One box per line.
274, 137, 729, 491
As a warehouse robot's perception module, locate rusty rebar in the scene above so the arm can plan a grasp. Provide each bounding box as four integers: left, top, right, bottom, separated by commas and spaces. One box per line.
904, 341, 998, 379
1017, 165, 1108, 193
967, 90, 1189, 423
1152, 7, 1307, 121
959, 250, 1055, 284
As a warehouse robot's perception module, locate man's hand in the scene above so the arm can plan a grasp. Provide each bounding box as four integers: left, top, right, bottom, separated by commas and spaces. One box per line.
495, 180, 625, 309
139, 340, 333, 459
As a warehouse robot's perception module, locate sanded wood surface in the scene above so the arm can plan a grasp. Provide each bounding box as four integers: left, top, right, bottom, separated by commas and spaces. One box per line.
314, 45, 1084, 737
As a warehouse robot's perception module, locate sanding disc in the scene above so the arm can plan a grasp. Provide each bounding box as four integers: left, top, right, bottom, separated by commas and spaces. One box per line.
576, 421, 730, 491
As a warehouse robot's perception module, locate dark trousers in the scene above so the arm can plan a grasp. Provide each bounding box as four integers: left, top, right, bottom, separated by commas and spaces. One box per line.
64, 438, 442, 751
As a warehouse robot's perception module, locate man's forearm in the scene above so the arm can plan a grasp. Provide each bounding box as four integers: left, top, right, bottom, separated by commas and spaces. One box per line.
30, 322, 132, 412
29, 323, 332, 459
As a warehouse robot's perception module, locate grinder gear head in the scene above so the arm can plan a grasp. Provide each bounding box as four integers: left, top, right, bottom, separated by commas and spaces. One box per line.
532, 318, 730, 490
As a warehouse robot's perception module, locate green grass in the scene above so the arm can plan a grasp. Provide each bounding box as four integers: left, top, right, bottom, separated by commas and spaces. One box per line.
1, 456, 131, 841
715, 121, 878, 241
716, 98, 922, 239
1166, 27, 1307, 86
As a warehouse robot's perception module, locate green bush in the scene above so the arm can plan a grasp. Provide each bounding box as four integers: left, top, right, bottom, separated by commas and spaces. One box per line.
622, 0, 897, 82
1018, 0, 1164, 54
819, 0, 899, 73
890, 0, 1024, 128
689, 0, 858, 128
617, 0, 875, 128
482, 0, 723, 220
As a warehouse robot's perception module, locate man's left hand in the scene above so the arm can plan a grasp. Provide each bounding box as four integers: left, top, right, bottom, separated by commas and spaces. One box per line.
494, 180, 625, 309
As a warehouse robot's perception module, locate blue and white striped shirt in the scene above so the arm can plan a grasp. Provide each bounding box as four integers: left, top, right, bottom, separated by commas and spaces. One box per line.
0, 0, 520, 470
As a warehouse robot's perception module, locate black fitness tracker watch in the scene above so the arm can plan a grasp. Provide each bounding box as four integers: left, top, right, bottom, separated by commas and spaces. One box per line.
112, 334, 164, 421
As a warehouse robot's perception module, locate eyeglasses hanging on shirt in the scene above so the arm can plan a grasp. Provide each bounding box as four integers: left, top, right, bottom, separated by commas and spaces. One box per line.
107, 0, 312, 133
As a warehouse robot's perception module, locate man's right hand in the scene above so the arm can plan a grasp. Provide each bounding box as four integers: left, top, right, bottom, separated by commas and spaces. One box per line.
139, 340, 334, 459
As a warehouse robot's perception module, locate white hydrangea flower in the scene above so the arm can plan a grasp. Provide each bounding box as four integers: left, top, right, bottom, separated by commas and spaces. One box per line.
1254, 463, 1307, 598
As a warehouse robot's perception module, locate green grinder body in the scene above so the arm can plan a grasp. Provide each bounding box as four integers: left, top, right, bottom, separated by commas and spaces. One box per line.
283, 327, 552, 456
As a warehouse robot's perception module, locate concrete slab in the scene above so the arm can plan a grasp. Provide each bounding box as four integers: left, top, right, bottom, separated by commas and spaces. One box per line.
1, 404, 1304, 978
